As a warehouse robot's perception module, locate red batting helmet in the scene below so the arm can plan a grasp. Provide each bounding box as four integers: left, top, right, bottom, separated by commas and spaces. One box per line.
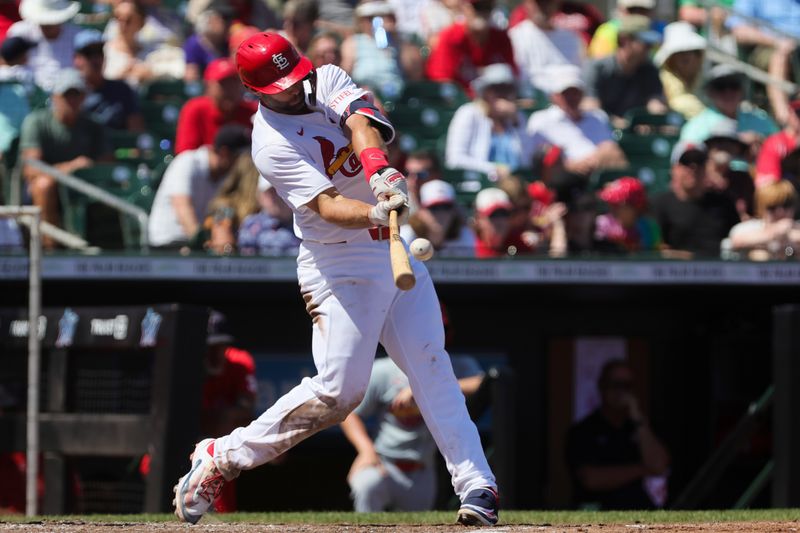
235, 32, 313, 95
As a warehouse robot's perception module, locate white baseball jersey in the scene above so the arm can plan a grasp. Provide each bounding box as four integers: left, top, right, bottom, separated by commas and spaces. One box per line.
251, 65, 388, 243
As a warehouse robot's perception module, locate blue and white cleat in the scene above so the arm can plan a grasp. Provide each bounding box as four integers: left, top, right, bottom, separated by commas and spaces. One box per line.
457, 486, 499, 526
173, 438, 226, 524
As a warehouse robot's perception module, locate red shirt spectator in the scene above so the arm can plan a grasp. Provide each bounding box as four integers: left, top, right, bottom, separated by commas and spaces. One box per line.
508, 0, 603, 46
174, 58, 256, 153
425, 2, 517, 96
0, 0, 21, 42
473, 187, 534, 258
755, 100, 800, 187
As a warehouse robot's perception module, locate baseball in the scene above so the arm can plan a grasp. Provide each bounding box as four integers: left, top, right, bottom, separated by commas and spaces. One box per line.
410, 238, 434, 261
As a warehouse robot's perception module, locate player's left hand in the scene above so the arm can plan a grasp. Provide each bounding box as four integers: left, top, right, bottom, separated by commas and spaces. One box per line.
369, 167, 409, 206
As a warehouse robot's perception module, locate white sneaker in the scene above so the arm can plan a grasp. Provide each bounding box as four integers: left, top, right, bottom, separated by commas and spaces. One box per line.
173, 438, 226, 524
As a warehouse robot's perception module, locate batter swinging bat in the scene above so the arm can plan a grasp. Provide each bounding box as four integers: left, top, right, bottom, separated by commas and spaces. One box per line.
389, 209, 415, 291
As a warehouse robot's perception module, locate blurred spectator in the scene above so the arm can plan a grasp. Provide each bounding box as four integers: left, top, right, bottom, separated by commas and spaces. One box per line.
280, 0, 319, 54
174, 57, 256, 154
473, 187, 534, 258
595, 176, 662, 253
307, 31, 343, 68
186, 0, 280, 32
202, 151, 261, 254
680, 65, 778, 146
654, 22, 707, 120
19, 68, 112, 247
401, 179, 476, 257
509, 0, 584, 96
756, 98, 800, 187
403, 148, 440, 212
315, 0, 356, 38
527, 64, 626, 178
566, 359, 670, 510
0, 0, 21, 43
148, 124, 251, 249
103, 0, 156, 88
237, 177, 301, 256
202, 310, 257, 512
183, 4, 231, 83
649, 141, 740, 257
701, 117, 755, 220
0, 36, 43, 157
104, 0, 184, 50
549, 171, 599, 254
726, 179, 800, 259
508, 0, 604, 48
341, 1, 422, 99
72, 29, 144, 132
227, 24, 260, 58
419, 0, 461, 48
6, 0, 81, 92
726, 0, 800, 125
425, 0, 517, 96
445, 63, 533, 179
582, 15, 666, 124
587, 0, 661, 60
340, 350, 484, 512
678, 0, 736, 57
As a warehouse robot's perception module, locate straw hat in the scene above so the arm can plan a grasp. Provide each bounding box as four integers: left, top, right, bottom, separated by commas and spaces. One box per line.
654, 21, 707, 68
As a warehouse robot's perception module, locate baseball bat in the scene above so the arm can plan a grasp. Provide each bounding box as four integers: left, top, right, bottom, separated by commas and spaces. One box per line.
389, 209, 415, 291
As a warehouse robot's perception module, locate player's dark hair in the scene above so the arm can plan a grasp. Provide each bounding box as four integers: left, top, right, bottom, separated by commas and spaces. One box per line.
214, 125, 252, 152
598, 359, 632, 389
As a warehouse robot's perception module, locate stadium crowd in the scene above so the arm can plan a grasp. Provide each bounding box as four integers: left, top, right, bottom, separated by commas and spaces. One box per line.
2, 0, 800, 259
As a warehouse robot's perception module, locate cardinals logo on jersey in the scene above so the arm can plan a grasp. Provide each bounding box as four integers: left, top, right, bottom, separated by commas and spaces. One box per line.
314, 136, 362, 178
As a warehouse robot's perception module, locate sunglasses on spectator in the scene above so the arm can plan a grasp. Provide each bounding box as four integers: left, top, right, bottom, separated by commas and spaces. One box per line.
488, 208, 512, 220
679, 151, 708, 167
603, 379, 634, 391
710, 80, 742, 93
406, 170, 430, 180
428, 203, 454, 213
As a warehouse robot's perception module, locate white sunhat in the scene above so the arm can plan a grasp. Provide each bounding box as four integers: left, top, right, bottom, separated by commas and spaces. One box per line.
618, 0, 656, 8
19, 0, 80, 25
420, 179, 456, 208
470, 63, 517, 96
545, 64, 585, 94
654, 21, 707, 68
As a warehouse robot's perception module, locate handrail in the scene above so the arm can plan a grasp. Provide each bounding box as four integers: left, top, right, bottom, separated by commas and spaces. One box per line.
22, 158, 150, 250
705, 47, 799, 94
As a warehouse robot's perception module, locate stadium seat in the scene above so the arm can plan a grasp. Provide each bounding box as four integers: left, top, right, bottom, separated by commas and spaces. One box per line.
61, 163, 155, 248
140, 101, 182, 152
442, 168, 492, 210
389, 104, 455, 142
108, 130, 172, 169
140, 79, 202, 102
618, 133, 678, 165
396, 80, 469, 110
623, 107, 685, 135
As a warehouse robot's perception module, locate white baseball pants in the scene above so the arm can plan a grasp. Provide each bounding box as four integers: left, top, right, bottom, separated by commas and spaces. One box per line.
214, 237, 496, 498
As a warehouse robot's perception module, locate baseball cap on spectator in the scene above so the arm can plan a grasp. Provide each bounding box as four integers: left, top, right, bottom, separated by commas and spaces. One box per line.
0, 37, 37, 63
654, 21, 706, 67
52, 68, 87, 94
703, 117, 748, 149
470, 63, 516, 96
598, 176, 647, 210
73, 28, 105, 54
618, 14, 662, 45
545, 64, 585, 94
704, 64, 743, 90
213, 124, 251, 152
475, 187, 513, 217
618, 0, 656, 8
204, 57, 238, 82
420, 179, 456, 208
207, 310, 234, 344
19, 0, 80, 25
355, 1, 394, 18
671, 139, 708, 166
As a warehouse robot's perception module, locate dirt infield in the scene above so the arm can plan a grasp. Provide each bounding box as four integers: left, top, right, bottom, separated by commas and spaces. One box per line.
1, 522, 798, 533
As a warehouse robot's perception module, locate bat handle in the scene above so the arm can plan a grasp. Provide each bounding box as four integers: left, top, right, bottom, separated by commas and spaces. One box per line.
389, 210, 415, 291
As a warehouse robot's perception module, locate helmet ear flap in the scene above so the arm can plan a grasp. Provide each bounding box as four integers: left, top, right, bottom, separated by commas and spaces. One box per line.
302, 71, 317, 109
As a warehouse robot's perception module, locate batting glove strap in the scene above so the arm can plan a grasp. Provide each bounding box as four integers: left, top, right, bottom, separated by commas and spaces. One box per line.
369, 166, 409, 203
368, 195, 408, 226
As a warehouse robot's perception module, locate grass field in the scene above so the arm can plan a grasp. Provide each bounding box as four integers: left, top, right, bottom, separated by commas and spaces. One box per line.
2, 510, 800, 532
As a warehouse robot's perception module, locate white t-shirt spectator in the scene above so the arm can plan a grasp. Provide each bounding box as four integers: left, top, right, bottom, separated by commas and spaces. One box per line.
6, 21, 81, 92
509, 19, 584, 94
527, 105, 614, 161
148, 146, 224, 246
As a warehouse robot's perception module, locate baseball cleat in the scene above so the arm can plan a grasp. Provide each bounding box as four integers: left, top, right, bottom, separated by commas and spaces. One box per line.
174, 438, 226, 524
457, 486, 499, 526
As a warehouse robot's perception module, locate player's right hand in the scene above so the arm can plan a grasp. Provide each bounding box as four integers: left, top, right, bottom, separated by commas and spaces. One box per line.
368, 194, 409, 226
369, 166, 409, 204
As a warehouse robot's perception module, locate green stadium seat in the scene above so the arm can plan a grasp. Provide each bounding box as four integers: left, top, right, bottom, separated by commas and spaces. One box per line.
140, 100, 182, 151
442, 168, 492, 209
623, 107, 685, 135
140, 79, 202, 102
108, 130, 172, 168
396, 80, 469, 110
619, 133, 678, 164
389, 104, 455, 142
589, 167, 639, 191
61, 163, 155, 249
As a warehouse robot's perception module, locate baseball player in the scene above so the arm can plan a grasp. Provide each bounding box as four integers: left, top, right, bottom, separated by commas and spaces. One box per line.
341, 354, 485, 512
173, 32, 498, 526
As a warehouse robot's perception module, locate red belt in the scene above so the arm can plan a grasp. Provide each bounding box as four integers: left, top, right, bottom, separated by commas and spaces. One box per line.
368, 226, 391, 240
391, 459, 425, 473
